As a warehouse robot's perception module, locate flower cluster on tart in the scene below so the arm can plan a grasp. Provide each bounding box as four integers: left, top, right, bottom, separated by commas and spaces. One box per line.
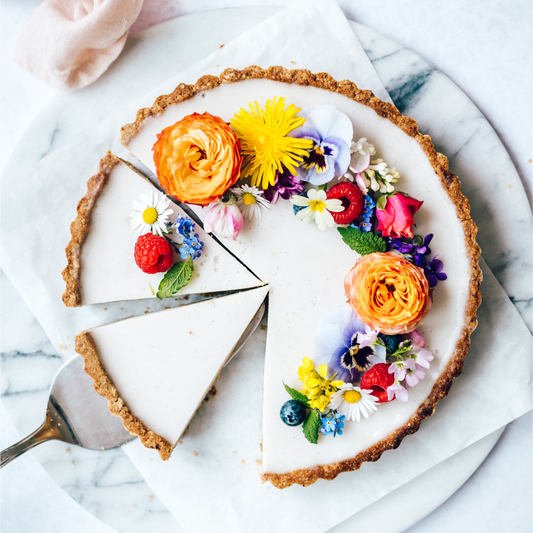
112, 66, 482, 488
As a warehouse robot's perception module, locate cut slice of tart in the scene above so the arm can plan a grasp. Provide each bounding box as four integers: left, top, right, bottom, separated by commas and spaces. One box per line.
62, 153, 262, 307
76, 285, 269, 459
119, 67, 481, 487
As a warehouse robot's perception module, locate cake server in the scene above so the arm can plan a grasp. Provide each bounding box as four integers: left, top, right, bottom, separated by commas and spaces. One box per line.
1, 300, 266, 468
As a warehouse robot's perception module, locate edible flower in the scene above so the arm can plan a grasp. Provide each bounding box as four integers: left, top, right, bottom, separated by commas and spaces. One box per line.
312, 306, 386, 384
298, 357, 344, 412
424, 255, 448, 288
130, 189, 173, 237
263, 167, 305, 204
230, 97, 313, 189
172, 214, 204, 260
232, 184, 270, 219
153, 112, 242, 205
376, 192, 423, 239
329, 384, 379, 422
344, 252, 432, 335
387, 380, 409, 402
290, 105, 353, 185
290, 188, 344, 230
203, 193, 243, 240
348, 137, 376, 173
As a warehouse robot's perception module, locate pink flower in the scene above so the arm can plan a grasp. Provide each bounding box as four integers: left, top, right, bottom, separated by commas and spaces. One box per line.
204, 194, 243, 240
405, 364, 426, 387
376, 193, 423, 239
413, 348, 434, 370
388, 358, 416, 381
387, 380, 408, 402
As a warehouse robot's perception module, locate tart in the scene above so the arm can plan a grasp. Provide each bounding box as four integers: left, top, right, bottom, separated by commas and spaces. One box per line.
100, 66, 479, 488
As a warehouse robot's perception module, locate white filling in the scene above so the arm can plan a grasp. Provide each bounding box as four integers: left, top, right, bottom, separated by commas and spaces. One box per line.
89, 285, 269, 445
124, 79, 470, 473
80, 161, 262, 305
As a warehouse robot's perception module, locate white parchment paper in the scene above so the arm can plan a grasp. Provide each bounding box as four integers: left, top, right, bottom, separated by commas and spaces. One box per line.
0, 1, 531, 532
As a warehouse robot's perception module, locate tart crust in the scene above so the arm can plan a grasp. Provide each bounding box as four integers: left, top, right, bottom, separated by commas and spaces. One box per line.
76, 331, 173, 460
62, 152, 120, 307
120, 66, 482, 488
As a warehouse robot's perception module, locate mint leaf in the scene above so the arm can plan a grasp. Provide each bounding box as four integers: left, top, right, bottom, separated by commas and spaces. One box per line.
302, 409, 321, 444
156, 256, 194, 299
337, 226, 386, 256
283, 382, 310, 408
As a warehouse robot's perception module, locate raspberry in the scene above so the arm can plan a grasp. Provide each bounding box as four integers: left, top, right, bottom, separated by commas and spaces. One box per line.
134, 234, 174, 274
360, 363, 394, 403
326, 182, 364, 225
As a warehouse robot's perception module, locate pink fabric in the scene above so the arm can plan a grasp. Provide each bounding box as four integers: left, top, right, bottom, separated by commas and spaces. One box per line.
13, 0, 144, 90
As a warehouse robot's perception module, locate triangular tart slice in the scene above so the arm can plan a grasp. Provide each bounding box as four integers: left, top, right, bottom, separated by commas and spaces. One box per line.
62, 153, 262, 307
76, 285, 269, 459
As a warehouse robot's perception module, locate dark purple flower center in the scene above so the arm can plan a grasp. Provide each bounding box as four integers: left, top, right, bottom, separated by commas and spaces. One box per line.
340, 333, 374, 373
303, 143, 332, 172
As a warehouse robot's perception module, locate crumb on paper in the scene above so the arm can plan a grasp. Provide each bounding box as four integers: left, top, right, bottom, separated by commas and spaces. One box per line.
241, 459, 245, 464
192, 451, 198, 456
103, 308, 107, 311
120, 307, 124, 311
65, 447, 70, 452
509, 184, 512, 188
70, 461, 74, 465
149, 495, 153, 499
144, 311, 149, 314
59, 343, 69, 350
260, 324, 267, 331
260, 437, 263, 452
256, 459, 262, 466
219, 44, 225, 48
291, 61, 296, 64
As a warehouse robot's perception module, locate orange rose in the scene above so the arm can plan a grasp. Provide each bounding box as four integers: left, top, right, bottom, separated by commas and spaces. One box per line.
344, 252, 431, 335
153, 113, 242, 205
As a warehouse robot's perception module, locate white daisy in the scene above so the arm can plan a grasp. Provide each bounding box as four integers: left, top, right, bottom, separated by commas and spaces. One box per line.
329, 383, 379, 422
130, 190, 174, 236
290, 188, 344, 230
232, 184, 271, 219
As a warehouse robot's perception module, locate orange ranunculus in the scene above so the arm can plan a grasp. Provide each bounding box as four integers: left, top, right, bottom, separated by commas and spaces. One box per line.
344, 252, 431, 335
152, 113, 242, 205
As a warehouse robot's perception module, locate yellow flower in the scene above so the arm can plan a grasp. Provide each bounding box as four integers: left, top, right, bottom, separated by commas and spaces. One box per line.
298, 357, 344, 412
230, 97, 313, 189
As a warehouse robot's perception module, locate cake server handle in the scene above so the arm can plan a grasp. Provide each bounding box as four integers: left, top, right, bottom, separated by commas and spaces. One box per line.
1, 413, 62, 468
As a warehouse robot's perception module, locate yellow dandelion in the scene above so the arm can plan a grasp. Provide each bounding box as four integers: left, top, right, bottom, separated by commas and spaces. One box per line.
230, 97, 313, 189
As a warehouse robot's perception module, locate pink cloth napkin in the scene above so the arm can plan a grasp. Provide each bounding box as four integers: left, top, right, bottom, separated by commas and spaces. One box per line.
13, 0, 144, 90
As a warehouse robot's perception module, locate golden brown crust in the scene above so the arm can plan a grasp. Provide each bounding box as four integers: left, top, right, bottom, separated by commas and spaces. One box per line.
62, 153, 121, 307
120, 66, 482, 487
75, 331, 173, 460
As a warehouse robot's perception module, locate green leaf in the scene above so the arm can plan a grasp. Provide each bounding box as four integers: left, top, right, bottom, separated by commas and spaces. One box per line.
283, 382, 310, 408
376, 195, 388, 210
156, 256, 194, 299
302, 409, 321, 444
337, 226, 386, 256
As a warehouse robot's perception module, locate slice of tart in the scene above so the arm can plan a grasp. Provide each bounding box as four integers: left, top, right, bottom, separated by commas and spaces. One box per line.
119, 67, 481, 487
62, 153, 262, 307
76, 285, 269, 459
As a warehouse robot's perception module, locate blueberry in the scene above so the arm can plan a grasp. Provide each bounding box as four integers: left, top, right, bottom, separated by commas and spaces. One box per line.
379, 333, 403, 354
280, 400, 307, 426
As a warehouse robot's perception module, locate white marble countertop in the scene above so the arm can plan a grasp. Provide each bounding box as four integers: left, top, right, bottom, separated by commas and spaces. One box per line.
1, 1, 531, 533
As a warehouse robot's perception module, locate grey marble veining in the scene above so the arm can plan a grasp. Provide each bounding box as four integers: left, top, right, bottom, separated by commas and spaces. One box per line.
1, 7, 531, 533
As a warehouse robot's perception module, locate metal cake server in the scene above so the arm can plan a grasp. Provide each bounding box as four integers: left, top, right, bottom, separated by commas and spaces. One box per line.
1, 300, 266, 468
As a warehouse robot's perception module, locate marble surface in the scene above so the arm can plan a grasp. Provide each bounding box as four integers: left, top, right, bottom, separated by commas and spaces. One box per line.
1, 2, 531, 533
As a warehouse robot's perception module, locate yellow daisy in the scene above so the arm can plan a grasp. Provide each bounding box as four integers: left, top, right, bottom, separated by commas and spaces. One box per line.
230, 97, 313, 189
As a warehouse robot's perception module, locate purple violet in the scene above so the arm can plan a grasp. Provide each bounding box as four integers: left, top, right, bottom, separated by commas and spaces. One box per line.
263, 167, 305, 204
424, 255, 447, 288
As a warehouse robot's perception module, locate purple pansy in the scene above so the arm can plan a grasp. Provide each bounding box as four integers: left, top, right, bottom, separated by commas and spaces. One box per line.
290, 105, 353, 186
312, 307, 386, 384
